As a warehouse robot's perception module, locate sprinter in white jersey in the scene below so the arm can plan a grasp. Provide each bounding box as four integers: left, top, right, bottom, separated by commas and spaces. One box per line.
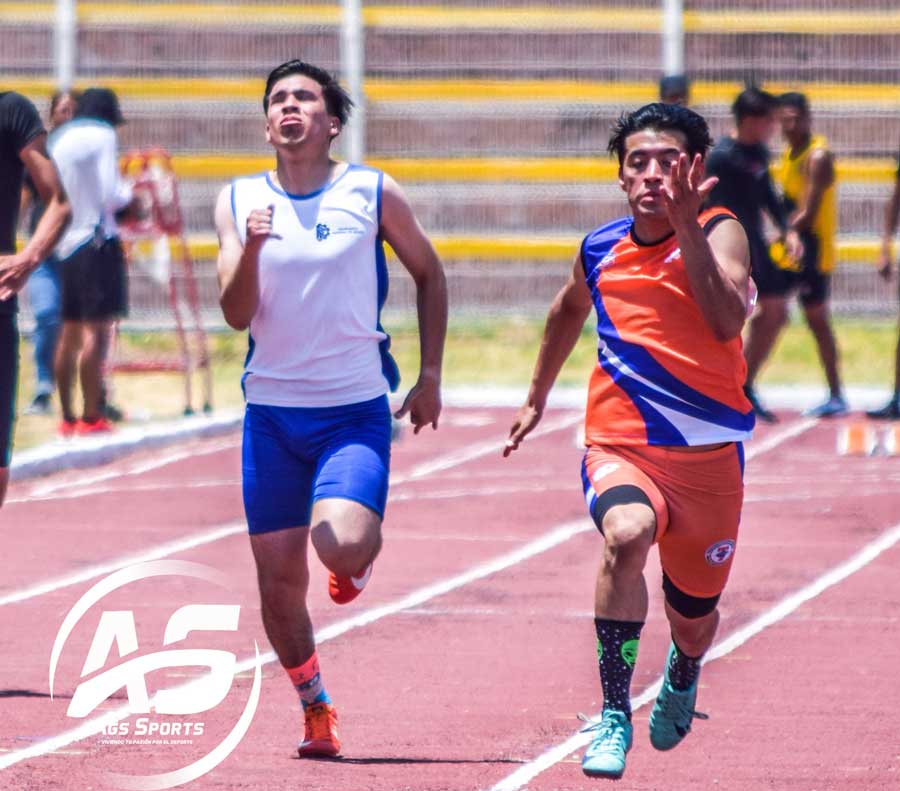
215, 60, 448, 759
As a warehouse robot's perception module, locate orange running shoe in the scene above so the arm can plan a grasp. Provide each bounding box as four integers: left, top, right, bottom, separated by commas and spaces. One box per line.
328, 562, 373, 605
297, 702, 341, 758
75, 416, 114, 435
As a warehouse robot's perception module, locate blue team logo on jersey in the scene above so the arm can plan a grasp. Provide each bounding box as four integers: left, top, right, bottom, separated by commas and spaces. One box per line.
316, 223, 330, 241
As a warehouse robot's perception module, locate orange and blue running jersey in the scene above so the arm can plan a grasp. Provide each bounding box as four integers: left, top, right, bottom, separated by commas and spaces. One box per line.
580, 208, 754, 447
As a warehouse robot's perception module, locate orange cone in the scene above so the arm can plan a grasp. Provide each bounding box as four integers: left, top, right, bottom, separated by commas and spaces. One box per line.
837, 423, 878, 456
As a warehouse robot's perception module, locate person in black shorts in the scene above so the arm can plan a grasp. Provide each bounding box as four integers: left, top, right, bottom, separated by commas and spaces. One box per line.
706, 87, 803, 422
0, 91, 70, 506
776, 92, 846, 417
50, 88, 132, 436
868, 147, 900, 419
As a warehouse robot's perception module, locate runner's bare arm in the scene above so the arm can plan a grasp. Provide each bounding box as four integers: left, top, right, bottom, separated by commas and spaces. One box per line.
0, 135, 70, 299
215, 185, 270, 331
504, 256, 592, 456
380, 173, 448, 433
790, 148, 834, 234
665, 153, 750, 342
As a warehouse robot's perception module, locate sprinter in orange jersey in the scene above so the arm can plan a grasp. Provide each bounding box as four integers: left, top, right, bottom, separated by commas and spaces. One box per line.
505, 103, 754, 781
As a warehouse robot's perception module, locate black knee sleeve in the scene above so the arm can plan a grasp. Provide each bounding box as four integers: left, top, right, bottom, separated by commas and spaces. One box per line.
590, 484, 653, 535
662, 572, 720, 619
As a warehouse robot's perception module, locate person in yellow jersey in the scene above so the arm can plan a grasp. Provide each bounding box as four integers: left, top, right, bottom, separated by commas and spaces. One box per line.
777, 92, 847, 417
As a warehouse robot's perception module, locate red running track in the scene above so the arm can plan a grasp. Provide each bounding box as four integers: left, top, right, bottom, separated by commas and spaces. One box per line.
1, 407, 898, 791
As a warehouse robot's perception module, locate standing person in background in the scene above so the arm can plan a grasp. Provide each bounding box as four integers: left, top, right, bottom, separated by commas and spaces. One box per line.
50, 88, 132, 436
21, 90, 77, 416
705, 87, 803, 423
0, 90, 70, 506
776, 92, 846, 417
216, 60, 447, 759
659, 74, 690, 107
867, 146, 900, 419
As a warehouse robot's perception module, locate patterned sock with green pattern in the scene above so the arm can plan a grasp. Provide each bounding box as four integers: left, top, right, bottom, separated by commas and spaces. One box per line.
594, 618, 643, 720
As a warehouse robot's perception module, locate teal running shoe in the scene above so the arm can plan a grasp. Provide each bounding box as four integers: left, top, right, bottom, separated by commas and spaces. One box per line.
579, 710, 633, 779
649, 643, 709, 751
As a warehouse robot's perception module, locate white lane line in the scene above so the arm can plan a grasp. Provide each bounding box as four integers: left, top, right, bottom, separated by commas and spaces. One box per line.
1, 417, 580, 607
490, 518, 900, 791
0, 524, 245, 607
23, 438, 241, 498
745, 417, 818, 459
490, 432, 897, 791
391, 411, 581, 484
0, 517, 594, 770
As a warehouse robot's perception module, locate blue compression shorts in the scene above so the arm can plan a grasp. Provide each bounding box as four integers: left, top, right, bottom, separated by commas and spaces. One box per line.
241, 395, 392, 534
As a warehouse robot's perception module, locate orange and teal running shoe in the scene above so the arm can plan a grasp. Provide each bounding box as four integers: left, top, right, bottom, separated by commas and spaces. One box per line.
297, 702, 341, 758
328, 562, 373, 605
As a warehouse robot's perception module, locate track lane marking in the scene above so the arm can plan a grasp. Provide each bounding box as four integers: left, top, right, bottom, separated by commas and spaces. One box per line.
0, 415, 818, 768
0, 517, 593, 770
0, 414, 580, 606
489, 517, 900, 791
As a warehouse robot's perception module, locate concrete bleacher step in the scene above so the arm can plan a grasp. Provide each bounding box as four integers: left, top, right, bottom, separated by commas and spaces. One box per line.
171, 180, 896, 238
111, 100, 900, 160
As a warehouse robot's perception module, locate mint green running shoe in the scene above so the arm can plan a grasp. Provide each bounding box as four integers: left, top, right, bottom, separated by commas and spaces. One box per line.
579, 710, 633, 779
648, 643, 709, 751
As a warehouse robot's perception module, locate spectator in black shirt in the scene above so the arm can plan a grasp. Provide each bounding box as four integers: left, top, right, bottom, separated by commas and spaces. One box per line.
21, 90, 77, 416
706, 87, 802, 422
0, 91, 70, 506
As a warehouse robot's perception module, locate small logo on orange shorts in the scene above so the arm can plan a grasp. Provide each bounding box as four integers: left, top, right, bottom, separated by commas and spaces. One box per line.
705, 539, 735, 566
592, 462, 621, 482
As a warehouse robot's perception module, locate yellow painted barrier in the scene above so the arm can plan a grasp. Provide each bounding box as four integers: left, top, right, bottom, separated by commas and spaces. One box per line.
166, 155, 898, 185
2, 3, 900, 34
6, 75, 900, 108
180, 234, 887, 264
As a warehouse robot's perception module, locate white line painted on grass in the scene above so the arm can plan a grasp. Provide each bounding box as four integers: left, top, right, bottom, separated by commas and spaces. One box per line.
0, 517, 594, 770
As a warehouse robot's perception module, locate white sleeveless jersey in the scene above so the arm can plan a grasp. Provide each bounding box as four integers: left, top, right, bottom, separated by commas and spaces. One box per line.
231, 165, 399, 407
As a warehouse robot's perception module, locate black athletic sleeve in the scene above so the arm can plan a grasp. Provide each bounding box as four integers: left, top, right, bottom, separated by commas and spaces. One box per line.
2, 92, 45, 154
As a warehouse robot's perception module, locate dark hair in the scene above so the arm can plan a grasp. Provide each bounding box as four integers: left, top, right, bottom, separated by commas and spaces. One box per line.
607, 102, 713, 164
779, 91, 810, 115
74, 87, 125, 126
731, 86, 778, 122
263, 60, 353, 125
659, 74, 690, 103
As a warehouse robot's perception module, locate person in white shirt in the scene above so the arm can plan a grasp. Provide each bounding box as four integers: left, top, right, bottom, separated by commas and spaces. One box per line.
50, 88, 132, 435
215, 60, 447, 759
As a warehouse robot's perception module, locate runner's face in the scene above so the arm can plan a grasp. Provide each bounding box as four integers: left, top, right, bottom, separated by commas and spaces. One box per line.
618, 128, 689, 220
780, 106, 809, 146
739, 112, 777, 145
50, 94, 75, 129
265, 74, 339, 149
